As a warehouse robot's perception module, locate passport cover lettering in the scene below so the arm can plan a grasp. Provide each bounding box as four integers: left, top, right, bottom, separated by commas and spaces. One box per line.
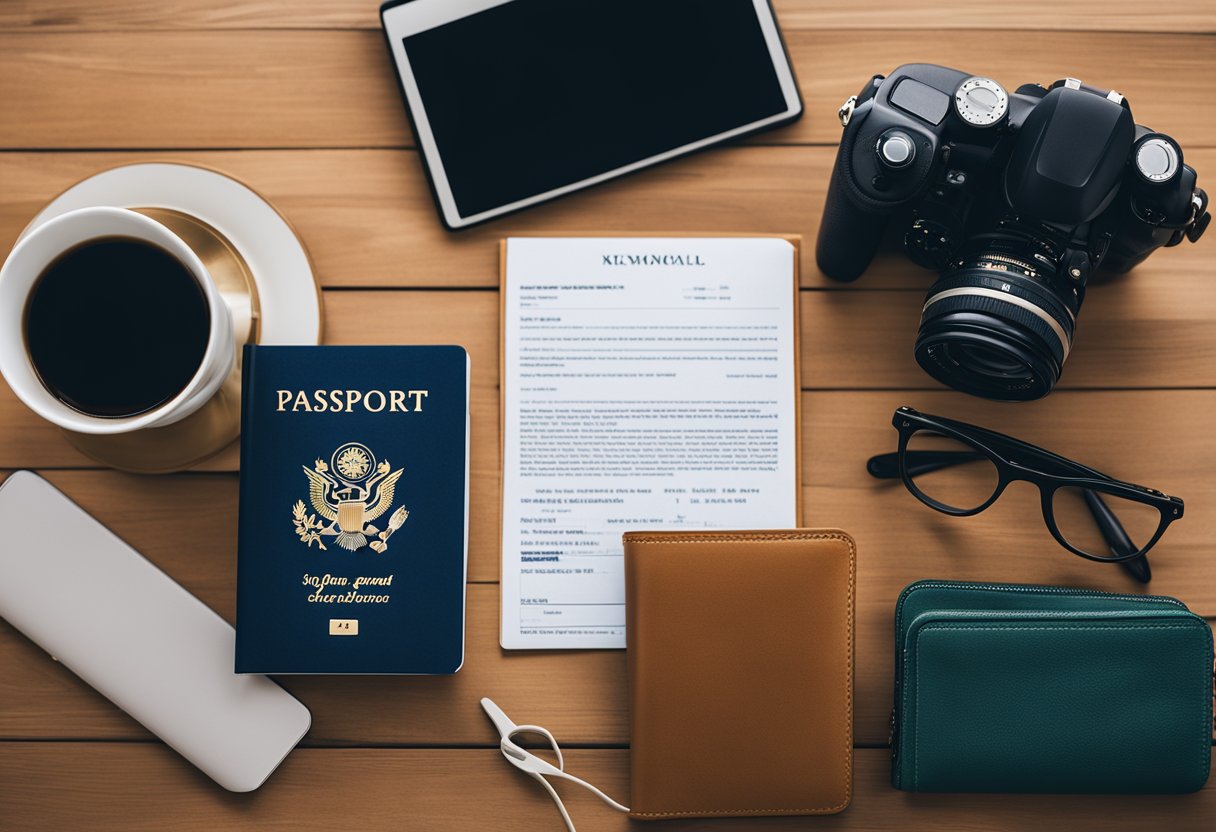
623, 530, 855, 818
235, 345, 470, 674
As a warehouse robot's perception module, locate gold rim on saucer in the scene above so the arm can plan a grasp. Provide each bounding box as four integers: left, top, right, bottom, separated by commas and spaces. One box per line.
60, 207, 261, 474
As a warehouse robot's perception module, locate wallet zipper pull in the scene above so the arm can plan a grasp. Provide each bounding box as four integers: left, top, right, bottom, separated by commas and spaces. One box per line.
889, 706, 898, 758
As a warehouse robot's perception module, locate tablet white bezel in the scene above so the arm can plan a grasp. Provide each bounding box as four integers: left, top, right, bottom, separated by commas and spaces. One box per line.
382, 0, 802, 229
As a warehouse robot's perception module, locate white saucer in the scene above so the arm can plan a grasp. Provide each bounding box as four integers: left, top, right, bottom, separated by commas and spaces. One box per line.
21, 162, 323, 345
18, 162, 322, 471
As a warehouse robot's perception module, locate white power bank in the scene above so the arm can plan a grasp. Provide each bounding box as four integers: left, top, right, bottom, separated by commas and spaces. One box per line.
0, 471, 311, 791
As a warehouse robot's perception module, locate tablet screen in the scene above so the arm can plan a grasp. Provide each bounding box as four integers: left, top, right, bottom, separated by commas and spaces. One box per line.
391, 0, 797, 225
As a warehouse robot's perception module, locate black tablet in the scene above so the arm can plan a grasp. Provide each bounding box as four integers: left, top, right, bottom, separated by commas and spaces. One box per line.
380, 0, 803, 229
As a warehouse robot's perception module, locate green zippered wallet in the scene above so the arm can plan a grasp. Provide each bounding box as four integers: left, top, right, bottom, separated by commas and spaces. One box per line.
892, 580, 1213, 793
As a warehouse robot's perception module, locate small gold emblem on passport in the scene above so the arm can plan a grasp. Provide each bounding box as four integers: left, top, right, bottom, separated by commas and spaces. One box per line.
292, 442, 409, 553
329, 619, 359, 636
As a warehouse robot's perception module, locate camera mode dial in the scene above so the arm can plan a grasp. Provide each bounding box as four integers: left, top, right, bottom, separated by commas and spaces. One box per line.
954, 77, 1008, 127
1134, 136, 1180, 183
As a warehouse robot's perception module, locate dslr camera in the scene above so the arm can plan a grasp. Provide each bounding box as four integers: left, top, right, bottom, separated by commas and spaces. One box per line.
817, 64, 1210, 400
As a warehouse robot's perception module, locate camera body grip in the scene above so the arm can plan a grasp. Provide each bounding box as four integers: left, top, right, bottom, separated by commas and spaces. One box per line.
815, 65, 970, 282
816, 159, 891, 282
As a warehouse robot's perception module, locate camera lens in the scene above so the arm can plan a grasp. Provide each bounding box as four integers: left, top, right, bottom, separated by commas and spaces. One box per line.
913, 235, 1080, 401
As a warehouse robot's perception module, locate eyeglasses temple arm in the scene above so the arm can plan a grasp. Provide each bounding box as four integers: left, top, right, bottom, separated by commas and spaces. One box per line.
1081, 489, 1151, 583
867, 450, 986, 479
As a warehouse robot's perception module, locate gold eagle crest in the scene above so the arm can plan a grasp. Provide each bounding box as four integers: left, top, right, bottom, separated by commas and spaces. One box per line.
292, 442, 409, 553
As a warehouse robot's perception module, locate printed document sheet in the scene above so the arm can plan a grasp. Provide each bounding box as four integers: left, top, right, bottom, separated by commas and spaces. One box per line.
500, 237, 799, 649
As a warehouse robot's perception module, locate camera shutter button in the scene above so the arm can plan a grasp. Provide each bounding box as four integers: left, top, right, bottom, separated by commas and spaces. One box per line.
876, 129, 916, 169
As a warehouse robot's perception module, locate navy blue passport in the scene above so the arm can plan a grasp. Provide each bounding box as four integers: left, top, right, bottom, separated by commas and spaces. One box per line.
235, 345, 470, 674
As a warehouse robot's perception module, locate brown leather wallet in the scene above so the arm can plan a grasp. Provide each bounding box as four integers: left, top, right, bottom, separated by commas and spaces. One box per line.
623, 530, 855, 819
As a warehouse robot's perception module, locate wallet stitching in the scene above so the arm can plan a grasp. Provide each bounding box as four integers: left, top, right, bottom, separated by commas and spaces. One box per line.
624, 532, 843, 544
627, 531, 855, 816
893, 582, 1187, 646
910, 623, 1213, 790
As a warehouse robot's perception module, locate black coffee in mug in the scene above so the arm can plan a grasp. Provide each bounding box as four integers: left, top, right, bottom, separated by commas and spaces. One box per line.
23, 236, 211, 418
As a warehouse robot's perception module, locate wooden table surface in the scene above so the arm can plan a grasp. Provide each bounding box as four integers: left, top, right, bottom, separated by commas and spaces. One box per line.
2, 2, 1214, 829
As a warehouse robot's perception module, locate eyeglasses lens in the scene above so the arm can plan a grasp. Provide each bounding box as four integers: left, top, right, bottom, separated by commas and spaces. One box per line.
905, 430, 1000, 512
1051, 486, 1161, 559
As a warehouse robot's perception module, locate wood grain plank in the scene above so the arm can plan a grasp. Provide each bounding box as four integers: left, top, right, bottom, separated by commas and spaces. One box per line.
1, 30, 1213, 149
0, 583, 631, 746
772, 1, 1216, 33
800, 282, 1216, 390
1, 584, 1209, 751
0, 290, 504, 530
2, 271, 1214, 433
2, 148, 1214, 290
3, 279, 1212, 473
3, 0, 1212, 33
8, 389, 1210, 597
1, 391, 1211, 746
0, 744, 1212, 831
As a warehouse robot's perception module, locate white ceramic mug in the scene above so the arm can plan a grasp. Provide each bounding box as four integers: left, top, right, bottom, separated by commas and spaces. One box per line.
0, 206, 235, 435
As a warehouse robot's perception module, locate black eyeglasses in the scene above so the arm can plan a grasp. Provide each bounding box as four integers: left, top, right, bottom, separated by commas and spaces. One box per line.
866, 407, 1184, 583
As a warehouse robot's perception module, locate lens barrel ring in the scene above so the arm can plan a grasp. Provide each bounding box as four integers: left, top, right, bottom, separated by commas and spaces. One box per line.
914, 246, 1083, 400
921, 291, 1068, 365
916, 323, 1060, 401
928, 268, 1077, 324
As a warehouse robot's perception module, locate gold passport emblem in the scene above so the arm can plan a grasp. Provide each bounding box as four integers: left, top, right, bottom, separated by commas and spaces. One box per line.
292, 442, 409, 553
